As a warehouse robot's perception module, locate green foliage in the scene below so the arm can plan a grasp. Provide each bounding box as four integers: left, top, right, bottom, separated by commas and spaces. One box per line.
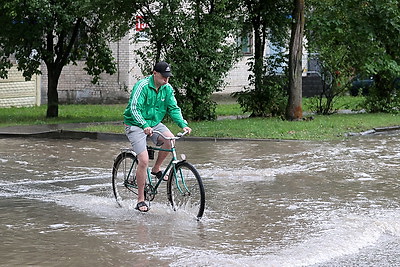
307, 0, 400, 113
307, 2, 362, 114
234, 0, 291, 118
364, 91, 400, 114
134, 0, 240, 121
364, 77, 400, 113
233, 73, 287, 117
232, 50, 289, 117
305, 55, 354, 115
0, 0, 139, 116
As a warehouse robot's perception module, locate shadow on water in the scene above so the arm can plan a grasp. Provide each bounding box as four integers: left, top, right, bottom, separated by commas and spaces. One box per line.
0, 132, 399, 266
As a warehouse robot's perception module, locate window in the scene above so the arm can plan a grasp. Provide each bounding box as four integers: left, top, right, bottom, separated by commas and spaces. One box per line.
237, 34, 253, 55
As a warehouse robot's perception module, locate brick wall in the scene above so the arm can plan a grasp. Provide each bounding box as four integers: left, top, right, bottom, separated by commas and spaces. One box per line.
40, 32, 146, 105
3, 32, 318, 107
223, 56, 251, 94
39, 33, 317, 104
40, 31, 251, 104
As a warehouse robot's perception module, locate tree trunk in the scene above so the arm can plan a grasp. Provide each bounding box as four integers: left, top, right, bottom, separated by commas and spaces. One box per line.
46, 66, 61, 118
286, 0, 305, 121
44, 19, 81, 118
252, 15, 264, 93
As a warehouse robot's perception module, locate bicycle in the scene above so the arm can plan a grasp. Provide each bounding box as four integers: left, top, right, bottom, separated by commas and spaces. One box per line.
112, 130, 205, 219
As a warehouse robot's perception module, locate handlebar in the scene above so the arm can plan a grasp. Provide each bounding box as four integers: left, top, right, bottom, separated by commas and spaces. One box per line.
152, 130, 188, 140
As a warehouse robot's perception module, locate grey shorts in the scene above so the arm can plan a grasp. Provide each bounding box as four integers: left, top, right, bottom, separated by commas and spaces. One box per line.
125, 123, 170, 155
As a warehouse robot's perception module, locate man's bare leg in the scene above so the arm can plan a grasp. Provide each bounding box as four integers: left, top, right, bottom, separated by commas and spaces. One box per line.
136, 150, 149, 212
152, 131, 173, 176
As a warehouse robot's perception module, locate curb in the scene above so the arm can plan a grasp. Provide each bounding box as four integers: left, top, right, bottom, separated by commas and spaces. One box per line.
346, 125, 400, 137
0, 129, 286, 142
0, 129, 127, 141
1, 125, 399, 141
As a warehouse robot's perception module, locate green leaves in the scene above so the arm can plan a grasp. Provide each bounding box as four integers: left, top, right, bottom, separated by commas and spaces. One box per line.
0, 0, 140, 116
135, 0, 241, 121
0, 0, 136, 78
307, 0, 400, 113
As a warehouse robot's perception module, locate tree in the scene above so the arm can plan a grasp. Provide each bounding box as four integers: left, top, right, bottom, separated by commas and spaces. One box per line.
286, 0, 304, 120
134, 0, 240, 120
360, 0, 400, 112
0, 0, 139, 117
307, 0, 364, 114
307, 0, 400, 113
233, 0, 291, 117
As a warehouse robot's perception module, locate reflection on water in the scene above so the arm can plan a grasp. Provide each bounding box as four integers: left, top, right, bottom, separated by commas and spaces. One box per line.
0, 132, 399, 266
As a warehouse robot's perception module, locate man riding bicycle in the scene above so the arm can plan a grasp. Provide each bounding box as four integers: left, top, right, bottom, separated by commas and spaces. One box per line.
123, 61, 192, 212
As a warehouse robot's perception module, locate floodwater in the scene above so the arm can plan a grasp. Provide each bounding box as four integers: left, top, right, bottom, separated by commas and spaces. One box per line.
0, 132, 399, 266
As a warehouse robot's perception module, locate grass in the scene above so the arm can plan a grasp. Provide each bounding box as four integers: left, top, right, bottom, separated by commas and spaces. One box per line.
302, 95, 366, 112
215, 103, 249, 116
0, 97, 399, 141
0, 104, 125, 126
192, 113, 400, 140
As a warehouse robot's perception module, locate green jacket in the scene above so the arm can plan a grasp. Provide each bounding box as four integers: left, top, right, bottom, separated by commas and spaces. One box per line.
123, 75, 188, 129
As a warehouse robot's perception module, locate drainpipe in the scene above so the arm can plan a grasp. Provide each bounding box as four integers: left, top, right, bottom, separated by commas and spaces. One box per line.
35, 73, 41, 106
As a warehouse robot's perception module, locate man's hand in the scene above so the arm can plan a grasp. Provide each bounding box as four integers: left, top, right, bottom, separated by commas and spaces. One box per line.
144, 127, 153, 136
183, 126, 192, 135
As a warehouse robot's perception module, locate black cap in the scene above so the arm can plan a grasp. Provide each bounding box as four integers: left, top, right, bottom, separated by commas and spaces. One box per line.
153, 61, 173, 77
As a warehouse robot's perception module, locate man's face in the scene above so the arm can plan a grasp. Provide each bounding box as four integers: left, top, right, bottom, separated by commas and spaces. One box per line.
153, 71, 170, 88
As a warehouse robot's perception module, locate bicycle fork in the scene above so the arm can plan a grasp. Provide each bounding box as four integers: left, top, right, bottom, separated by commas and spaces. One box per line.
172, 163, 191, 196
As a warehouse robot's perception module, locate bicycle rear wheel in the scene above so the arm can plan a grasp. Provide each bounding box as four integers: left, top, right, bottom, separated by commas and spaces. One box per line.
167, 161, 205, 219
112, 152, 138, 207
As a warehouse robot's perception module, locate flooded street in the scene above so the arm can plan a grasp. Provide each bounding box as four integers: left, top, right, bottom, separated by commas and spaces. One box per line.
0, 132, 399, 266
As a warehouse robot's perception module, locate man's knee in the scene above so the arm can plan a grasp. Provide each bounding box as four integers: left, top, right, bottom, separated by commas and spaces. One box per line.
137, 150, 149, 167
159, 131, 173, 147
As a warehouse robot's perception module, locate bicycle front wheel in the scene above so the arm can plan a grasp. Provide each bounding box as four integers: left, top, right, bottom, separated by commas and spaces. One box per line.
112, 152, 138, 207
167, 161, 205, 219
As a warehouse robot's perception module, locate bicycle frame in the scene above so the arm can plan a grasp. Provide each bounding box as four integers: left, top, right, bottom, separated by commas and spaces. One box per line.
145, 145, 175, 192
123, 130, 190, 198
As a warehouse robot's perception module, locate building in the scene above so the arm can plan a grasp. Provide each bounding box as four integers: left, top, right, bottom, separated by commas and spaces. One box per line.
1, 25, 317, 108
39, 29, 254, 105
0, 59, 41, 108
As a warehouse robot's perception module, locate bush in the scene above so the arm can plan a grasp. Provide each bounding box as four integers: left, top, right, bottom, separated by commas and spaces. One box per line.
363, 75, 400, 113
232, 74, 287, 117
364, 88, 400, 114
176, 94, 217, 121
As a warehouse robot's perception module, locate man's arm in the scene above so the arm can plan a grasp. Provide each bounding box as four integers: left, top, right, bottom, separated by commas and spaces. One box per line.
126, 80, 150, 129
166, 90, 188, 128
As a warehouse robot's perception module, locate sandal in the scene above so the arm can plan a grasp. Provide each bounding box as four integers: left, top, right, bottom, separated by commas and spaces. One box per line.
135, 201, 149, 212
151, 170, 168, 181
